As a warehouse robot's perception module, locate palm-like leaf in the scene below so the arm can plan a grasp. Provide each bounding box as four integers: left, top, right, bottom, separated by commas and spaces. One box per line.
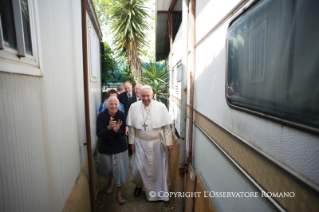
141, 60, 169, 102
109, 0, 150, 80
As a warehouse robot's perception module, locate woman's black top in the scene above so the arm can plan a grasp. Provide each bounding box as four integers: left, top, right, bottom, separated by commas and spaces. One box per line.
96, 109, 127, 154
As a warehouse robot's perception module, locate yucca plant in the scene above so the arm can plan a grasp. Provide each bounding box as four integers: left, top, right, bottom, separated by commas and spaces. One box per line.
141, 60, 169, 101
109, 0, 150, 80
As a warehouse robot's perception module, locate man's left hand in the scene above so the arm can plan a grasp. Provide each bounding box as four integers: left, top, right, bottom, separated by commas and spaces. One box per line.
167, 146, 172, 154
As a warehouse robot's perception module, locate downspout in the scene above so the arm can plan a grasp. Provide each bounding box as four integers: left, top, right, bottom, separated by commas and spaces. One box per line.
188, 1, 196, 211
188, 0, 195, 166
177, 0, 188, 211
81, 1, 96, 212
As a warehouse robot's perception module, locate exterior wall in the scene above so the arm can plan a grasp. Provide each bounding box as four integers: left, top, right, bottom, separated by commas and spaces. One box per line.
0, 0, 101, 211
193, 127, 276, 211
170, 26, 182, 135
63, 158, 98, 212
172, 26, 183, 67
168, 0, 319, 211
194, 1, 319, 187
87, 13, 102, 155
0, 73, 50, 212
195, 0, 241, 44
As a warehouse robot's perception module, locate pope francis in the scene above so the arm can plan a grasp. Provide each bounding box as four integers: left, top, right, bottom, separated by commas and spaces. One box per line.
126, 85, 173, 201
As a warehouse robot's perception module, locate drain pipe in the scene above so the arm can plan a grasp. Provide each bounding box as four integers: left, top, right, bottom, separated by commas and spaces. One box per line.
188, 0, 195, 166
177, 0, 188, 211
188, 1, 196, 211
81, 1, 96, 212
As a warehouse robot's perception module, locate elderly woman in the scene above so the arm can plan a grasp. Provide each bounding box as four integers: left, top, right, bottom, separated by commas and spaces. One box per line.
96, 96, 129, 205
98, 89, 125, 113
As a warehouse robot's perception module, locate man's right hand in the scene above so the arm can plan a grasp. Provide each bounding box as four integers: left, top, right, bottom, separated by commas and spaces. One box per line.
131, 144, 135, 152
125, 126, 129, 135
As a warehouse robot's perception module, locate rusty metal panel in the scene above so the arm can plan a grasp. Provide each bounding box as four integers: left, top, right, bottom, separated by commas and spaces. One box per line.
194, 170, 217, 212
184, 166, 195, 212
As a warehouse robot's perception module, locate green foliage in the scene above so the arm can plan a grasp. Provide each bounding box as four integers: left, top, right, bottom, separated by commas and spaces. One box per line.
108, 0, 151, 79
118, 63, 135, 83
93, 0, 156, 83
92, 0, 110, 20
101, 42, 118, 84
93, 0, 156, 74
141, 60, 169, 101
93, 0, 114, 39
100, 42, 135, 84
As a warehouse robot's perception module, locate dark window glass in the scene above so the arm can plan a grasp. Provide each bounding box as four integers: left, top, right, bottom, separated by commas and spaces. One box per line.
21, 0, 32, 55
0, 0, 17, 49
227, 0, 319, 129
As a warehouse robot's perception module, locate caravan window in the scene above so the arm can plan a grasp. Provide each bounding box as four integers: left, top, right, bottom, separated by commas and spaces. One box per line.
0, 0, 41, 76
88, 21, 98, 80
226, 0, 319, 131
0, 0, 33, 56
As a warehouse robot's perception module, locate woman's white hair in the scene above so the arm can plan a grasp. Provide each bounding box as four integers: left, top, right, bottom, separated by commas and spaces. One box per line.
140, 85, 153, 93
106, 96, 119, 108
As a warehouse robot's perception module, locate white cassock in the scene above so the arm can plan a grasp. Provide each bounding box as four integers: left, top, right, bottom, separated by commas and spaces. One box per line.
127, 100, 172, 201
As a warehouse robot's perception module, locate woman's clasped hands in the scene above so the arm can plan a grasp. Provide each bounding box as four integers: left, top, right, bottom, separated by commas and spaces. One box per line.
108, 117, 122, 133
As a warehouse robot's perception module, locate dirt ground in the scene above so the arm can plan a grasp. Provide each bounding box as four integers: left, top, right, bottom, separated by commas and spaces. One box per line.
96, 157, 176, 212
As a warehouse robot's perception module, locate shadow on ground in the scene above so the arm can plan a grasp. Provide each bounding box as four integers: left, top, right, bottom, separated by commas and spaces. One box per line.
96, 157, 176, 212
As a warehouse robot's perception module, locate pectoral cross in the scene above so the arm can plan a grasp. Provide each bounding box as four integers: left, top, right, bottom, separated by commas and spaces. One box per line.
142, 123, 147, 131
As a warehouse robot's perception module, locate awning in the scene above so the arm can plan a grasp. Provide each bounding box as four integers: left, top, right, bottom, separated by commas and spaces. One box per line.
155, 0, 182, 61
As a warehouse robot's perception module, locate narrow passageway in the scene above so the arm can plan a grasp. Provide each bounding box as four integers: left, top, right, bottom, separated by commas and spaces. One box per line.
96, 157, 176, 212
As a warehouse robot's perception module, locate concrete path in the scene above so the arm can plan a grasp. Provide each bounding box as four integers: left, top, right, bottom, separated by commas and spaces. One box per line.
96, 158, 176, 212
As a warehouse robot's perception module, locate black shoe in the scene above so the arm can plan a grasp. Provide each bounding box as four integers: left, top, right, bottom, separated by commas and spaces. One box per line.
134, 187, 142, 197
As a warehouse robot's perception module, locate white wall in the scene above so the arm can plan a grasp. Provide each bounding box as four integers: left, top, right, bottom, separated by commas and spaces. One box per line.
87, 15, 102, 151
0, 0, 101, 211
0, 73, 50, 212
172, 27, 183, 67
196, 0, 241, 44
194, 10, 319, 187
